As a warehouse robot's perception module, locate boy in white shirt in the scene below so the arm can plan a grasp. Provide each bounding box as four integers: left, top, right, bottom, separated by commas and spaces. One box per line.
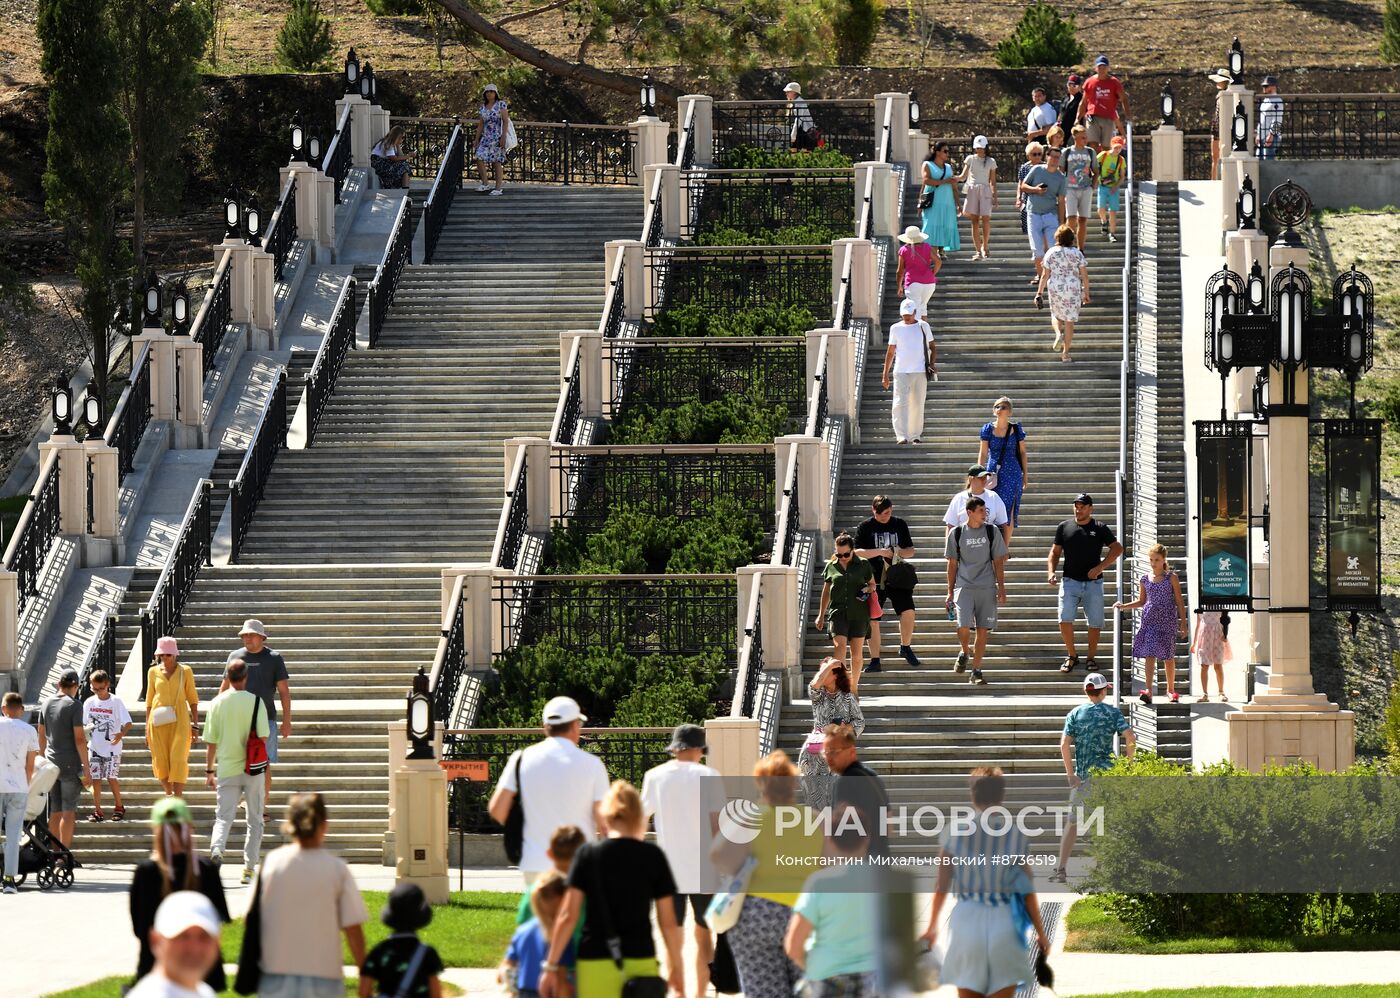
81, 669, 132, 822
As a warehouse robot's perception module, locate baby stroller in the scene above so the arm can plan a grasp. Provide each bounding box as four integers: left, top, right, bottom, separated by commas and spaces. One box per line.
13, 758, 75, 890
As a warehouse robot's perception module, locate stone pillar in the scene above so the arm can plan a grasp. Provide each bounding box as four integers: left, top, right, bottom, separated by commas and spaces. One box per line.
503, 437, 551, 531
392, 760, 449, 903
221, 240, 253, 325
633, 115, 671, 177
84, 437, 120, 541
907, 130, 929, 181
134, 329, 178, 422
565, 329, 603, 421
0, 571, 16, 687
1220, 156, 1261, 236
368, 105, 392, 160
874, 93, 910, 170
646, 164, 681, 241
37, 435, 85, 537
806, 328, 855, 424
773, 434, 830, 537
172, 337, 205, 447
678, 95, 713, 166
1227, 239, 1354, 771
1219, 87, 1257, 234
1151, 125, 1184, 182
704, 716, 760, 777
832, 239, 877, 321
280, 161, 330, 259
248, 247, 276, 348
854, 162, 896, 238
314, 172, 337, 250
334, 94, 373, 169
440, 565, 502, 669
384, 718, 444, 866
605, 239, 645, 321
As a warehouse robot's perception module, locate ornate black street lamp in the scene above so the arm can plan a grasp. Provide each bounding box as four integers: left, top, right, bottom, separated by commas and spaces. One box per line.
80, 390, 102, 436
1246, 259, 1266, 313
1160, 81, 1176, 128
52, 379, 73, 435
908, 91, 921, 125
640, 73, 656, 116
307, 132, 323, 169
170, 280, 190, 336
344, 48, 360, 94
1236, 174, 1257, 229
290, 111, 305, 161
359, 61, 375, 101
223, 188, 241, 240
244, 195, 262, 248
142, 270, 162, 326
1228, 36, 1244, 86
1231, 100, 1248, 153
406, 667, 435, 759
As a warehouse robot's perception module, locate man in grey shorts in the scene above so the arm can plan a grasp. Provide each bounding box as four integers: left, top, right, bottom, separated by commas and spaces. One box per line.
943, 496, 1009, 686
37, 669, 90, 850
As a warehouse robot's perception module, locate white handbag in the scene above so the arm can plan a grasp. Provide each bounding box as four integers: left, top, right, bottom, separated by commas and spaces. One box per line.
148, 705, 177, 727
504, 119, 519, 153
705, 854, 758, 933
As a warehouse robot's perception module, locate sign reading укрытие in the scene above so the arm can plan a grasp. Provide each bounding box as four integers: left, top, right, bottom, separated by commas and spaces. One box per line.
439, 759, 490, 781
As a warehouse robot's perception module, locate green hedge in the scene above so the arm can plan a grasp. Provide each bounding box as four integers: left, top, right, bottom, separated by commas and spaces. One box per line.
609, 395, 791, 445
723, 146, 854, 170
551, 500, 765, 576
650, 302, 818, 339
696, 223, 846, 246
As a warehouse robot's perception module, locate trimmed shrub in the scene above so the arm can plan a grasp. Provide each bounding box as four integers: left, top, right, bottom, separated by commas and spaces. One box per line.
609, 395, 791, 445
697, 222, 847, 246
993, 1, 1086, 69
724, 146, 854, 170
275, 0, 335, 72
650, 302, 818, 339
832, 0, 883, 65
550, 501, 766, 576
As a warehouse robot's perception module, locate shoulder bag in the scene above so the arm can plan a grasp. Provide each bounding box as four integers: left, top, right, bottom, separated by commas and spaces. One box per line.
377, 942, 430, 998
920, 319, 937, 380
885, 546, 918, 591
589, 844, 669, 998
503, 751, 525, 865
984, 422, 1020, 491
245, 697, 269, 776
705, 853, 758, 934
504, 118, 519, 153
917, 163, 938, 210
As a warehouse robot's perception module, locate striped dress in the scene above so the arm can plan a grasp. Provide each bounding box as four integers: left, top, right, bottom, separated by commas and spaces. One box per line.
939, 822, 1034, 994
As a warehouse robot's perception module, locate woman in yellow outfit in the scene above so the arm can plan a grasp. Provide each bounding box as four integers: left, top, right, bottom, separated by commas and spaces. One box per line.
145, 636, 199, 795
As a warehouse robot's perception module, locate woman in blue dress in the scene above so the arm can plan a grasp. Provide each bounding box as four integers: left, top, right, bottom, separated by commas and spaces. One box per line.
472, 83, 511, 195
920, 140, 960, 256
978, 396, 1029, 548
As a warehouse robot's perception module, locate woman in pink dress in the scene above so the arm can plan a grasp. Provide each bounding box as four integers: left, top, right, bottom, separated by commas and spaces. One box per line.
894, 225, 940, 319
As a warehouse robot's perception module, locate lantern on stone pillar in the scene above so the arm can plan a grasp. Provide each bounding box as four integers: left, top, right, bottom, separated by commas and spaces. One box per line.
1228, 36, 1244, 86
170, 280, 190, 335
244, 195, 262, 248
52, 378, 73, 435
640, 73, 657, 116
81, 390, 102, 435
406, 667, 435, 760
223, 188, 241, 240
359, 61, 374, 101
1237, 175, 1257, 229
290, 111, 305, 161
1231, 100, 1248, 153
908, 91, 921, 125
344, 48, 360, 94
1246, 260, 1266, 314
143, 271, 162, 326
1160, 82, 1176, 127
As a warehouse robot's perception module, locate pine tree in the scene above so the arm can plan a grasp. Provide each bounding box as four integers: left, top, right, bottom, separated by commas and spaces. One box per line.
276, 0, 335, 72
832, 0, 884, 66
1382, 0, 1400, 63
994, 1, 1086, 69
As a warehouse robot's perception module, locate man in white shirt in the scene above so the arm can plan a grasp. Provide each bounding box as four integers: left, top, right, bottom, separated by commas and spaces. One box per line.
489, 695, 609, 884
1026, 87, 1058, 140
127, 891, 223, 998
881, 298, 936, 445
944, 465, 1011, 544
0, 691, 38, 893
642, 724, 725, 998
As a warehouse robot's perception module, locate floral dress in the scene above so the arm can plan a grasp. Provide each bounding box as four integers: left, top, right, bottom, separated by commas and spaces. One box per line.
1042, 245, 1087, 323
799, 687, 865, 811
1132, 570, 1180, 660
475, 100, 508, 163
920, 161, 960, 252
980, 421, 1026, 526
1195, 609, 1230, 664
1016, 160, 1035, 234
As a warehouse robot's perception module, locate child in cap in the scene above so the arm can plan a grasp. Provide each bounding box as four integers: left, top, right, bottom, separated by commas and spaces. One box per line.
1096, 136, 1127, 242
516, 825, 586, 925
359, 883, 445, 998
501, 871, 575, 997
82, 668, 132, 822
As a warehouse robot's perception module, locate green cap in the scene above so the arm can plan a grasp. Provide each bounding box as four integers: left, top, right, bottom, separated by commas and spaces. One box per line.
149, 797, 193, 828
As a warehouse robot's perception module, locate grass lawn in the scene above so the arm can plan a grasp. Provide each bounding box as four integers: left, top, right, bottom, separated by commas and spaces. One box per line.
1086, 989, 1400, 998
1066, 897, 1400, 954
46, 980, 466, 997
45, 890, 515, 997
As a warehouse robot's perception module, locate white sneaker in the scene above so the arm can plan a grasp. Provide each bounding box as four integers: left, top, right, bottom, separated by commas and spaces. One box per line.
474, 184, 491, 192
488, 187, 504, 196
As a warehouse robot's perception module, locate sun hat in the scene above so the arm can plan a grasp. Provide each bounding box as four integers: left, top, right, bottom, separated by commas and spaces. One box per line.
900, 298, 920, 317
1095, 54, 1110, 66
149, 796, 194, 828
381, 882, 433, 932
156, 635, 179, 657
783, 82, 802, 94
973, 135, 989, 149
1208, 69, 1231, 84
543, 695, 585, 726
154, 891, 223, 939
483, 82, 500, 94
666, 723, 708, 753
1084, 672, 1111, 691
897, 225, 928, 244
238, 618, 268, 638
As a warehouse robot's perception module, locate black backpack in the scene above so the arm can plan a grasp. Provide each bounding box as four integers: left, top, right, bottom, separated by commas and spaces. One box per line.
953, 523, 998, 555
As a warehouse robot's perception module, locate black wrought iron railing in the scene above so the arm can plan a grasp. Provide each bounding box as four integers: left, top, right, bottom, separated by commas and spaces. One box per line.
445, 727, 672, 833
494, 575, 736, 661
506, 121, 637, 185
78, 613, 118, 700
600, 252, 627, 338
550, 337, 584, 446
731, 581, 764, 718
325, 104, 353, 203
228, 371, 288, 563
104, 342, 152, 482
429, 574, 468, 726
682, 169, 856, 243
713, 99, 874, 163
643, 165, 664, 248
604, 336, 807, 421
367, 196, 413, 349
646, 245, 831, 317
304, 277, 357, 446
265, 176, 298, 282
676, 100, 697, 169
139, 480, 212, 692
491, 446, 529, 571
1256, 93, 1400, 160
774, 443, 802, 566
554, 445, 775, 530
390, 116, 459, 180
189, 253, 233, 379
423, 124, 465, 264
2, 449, 62, 620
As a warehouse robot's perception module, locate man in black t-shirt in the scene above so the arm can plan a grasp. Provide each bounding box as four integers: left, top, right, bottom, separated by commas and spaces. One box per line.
1046, 493, 1124, 676
853, 494, 919, 670
823, 723, 890, 858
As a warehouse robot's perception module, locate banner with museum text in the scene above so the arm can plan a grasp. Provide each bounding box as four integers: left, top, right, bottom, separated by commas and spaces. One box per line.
1196, 422, 1252, 610
1325, 419, 1382, 611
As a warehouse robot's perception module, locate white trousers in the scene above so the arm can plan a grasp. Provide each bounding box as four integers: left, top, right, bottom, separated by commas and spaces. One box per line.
904, 281, 936, 318
891, 372, 928, 442
210, 771, 265, 870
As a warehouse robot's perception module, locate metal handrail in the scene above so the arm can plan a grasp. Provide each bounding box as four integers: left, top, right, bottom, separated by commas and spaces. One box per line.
264, 175, 298, 281
228, 371, 288, 562
643, 163, 665, 248
2, 447, 62, 619
509, 573, 733, 582
324, 104, 353, 202
428, 573, 467, 723
103, 341, 153, 482
424, 124, 465, 263
878, 98, 893, 164
729, 575, 764, 718
76, 612, 118, 695
188, 251, 234, 378
714, 99, 873, 108
367, 195, 413, 348
549, 335, 583, 444
676, 100, 696, 168
1112, 121, 1135, 710
304, 276, 358, 445
773, 439, 802, 566
139, 479, 212, 679
556, 443, 776, 456
489, 445, 529, 569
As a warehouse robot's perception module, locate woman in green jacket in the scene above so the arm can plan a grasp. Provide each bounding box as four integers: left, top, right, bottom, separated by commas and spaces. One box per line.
813, 532, 877, 691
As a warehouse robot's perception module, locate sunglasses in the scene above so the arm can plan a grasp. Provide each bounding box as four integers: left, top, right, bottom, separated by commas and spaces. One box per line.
836, 551, 854, 560
1030, 152, 1043, 158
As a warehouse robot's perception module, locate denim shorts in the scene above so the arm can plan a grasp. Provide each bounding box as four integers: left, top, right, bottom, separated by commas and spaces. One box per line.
1028, 211, 1059, 258
258, 974, 343, 998
265, 719, 279, 764
1058, 577, 1105, 629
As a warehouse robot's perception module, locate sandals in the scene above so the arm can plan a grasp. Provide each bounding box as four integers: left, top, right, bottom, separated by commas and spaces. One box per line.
112, 806, 125, 822
1059, 655, 1079, 674
86, 809, 106, 823
1196, 695, 1210, 703
1218, 692, 1229, 702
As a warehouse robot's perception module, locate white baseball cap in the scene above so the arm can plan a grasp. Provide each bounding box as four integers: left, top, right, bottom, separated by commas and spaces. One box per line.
900, 298, 921, 317
783, 82, 802, 94
543, 696, 586, 726
973, 134, 989, 149
154, 890, 223, 939
1084, 672, 1111, 691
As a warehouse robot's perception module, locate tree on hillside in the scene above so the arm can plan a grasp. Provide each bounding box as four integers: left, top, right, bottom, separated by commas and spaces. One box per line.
38, 0, 131, 407
111, 0, 212, 278
425, 0, 843, 100
1383, 0, 1400, 63
994, 1, 1085, 69
833, 0, 883, 66
277, 0, 336, 71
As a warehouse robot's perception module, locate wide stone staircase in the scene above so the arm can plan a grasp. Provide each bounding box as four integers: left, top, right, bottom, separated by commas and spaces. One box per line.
83, 186, 645, 864
782, 194, 1142, 857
